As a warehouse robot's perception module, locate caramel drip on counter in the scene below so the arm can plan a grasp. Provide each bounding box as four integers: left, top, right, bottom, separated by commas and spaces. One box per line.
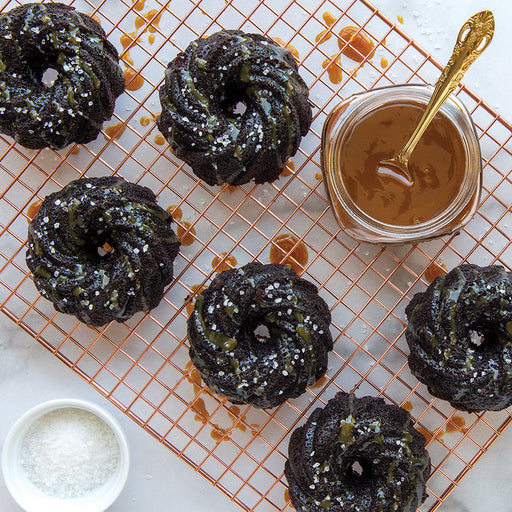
124, 68, 144, 91
166, 204, 183, 221
212, 253, 237, 273
184, 361, 259, 443
104, 121, 127, 141
132, 0, 145, 11
221, 184, 237, 193
270, 234, 308, 275
272, 37, 299, 59
322, 55, 343, 83
446, 416, 468, 434
402, 400, 413, 412
140, 115, 151, 126
27, 199, 42, 221
144, 9, 163, 33
338, 26, 375, 62
425, 261, 448, 283
315, 10, 337, 43
416, 426, 433, 444
310, 374, 328, 389
154, 134, 166, 145
280, 159, 295, 177
177, 221, 196, 246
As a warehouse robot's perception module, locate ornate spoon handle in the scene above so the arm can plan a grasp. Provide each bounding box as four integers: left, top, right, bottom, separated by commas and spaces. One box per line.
397, 10, 494, 165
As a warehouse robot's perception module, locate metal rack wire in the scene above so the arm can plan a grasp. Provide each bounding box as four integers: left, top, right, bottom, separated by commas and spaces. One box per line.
1, 0, 512, 510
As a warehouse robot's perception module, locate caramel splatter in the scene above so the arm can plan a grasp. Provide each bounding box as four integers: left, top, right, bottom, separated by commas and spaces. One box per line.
416, 426, 433, 444
284, 488, 290, 503
177, 221, 196, 246
446, 416, 468, 434
425, 261, 448, 283
148, 34, 155, 44
397, 15, 404, 24
273, 37, 299, 59
140, 115, 151, 126
104, 121, 127, 141
316, 10, 337, 43
310, 374, 328, 389
27, 199, 42, 222
212, 253, 237, 273
338, 26, 375, 63
402, 400, 413, 412
315, 172, 322, 180
222, 184, 238, 193
124, 68, 144, 91
280, 159, 295, 177
132, 0, 145, 11
167, 204, 183, 221
381, 56, 388, 68
184, 361, 254, 444
322, 55, 343, 84
70, 145, 80, 155
270, 233, 308, 275
154, 134, 166, 145
144, 8, 162, 33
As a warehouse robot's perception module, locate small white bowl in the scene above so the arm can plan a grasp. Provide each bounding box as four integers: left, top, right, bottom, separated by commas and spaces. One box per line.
2, 398, 130, 512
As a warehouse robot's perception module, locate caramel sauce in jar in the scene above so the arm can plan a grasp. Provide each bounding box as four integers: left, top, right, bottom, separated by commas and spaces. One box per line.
341, 102, 465, 225
321, 85, 482, 244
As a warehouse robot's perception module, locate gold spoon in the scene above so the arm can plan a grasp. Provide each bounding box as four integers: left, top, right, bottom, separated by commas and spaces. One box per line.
378, 10, 495, 185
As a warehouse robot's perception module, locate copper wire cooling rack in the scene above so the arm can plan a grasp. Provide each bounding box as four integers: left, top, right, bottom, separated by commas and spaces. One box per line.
1, 0, 512, 510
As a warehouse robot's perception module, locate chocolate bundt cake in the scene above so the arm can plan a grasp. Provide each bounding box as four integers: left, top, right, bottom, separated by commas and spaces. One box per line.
187, 262, 332, 408
285, 392, 431, 512
0, 2, 124, 149
157, 30, 312, 186
406, 264, 512, 412
26, 176, 180, 326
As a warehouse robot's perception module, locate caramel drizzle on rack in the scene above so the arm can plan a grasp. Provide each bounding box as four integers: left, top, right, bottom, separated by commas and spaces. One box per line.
269, 234, 308, 275
211, 252, 237, 273
184, 361, 259, 443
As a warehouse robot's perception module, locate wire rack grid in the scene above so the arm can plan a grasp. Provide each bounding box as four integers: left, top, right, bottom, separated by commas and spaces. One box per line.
1, 0, 512, 510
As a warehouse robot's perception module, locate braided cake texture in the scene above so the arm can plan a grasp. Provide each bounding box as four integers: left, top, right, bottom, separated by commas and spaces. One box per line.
26, 176, 180, 326
0, 2, 124, 149
158, 30, 312, 185
406, 264, 512, 412
285, 392, 431, 512
187, 262, 332, 408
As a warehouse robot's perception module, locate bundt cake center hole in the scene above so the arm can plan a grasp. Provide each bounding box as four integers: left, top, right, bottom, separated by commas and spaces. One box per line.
42, 68, 59, 87
253, 324, 270, 343
232, 101, 247, 115
97, 242, 114, 257
350, 460, 364, 477
469, 330, 484, 348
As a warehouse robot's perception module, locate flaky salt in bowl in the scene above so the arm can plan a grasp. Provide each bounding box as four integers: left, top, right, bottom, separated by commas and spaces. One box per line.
2, 398, 130, 512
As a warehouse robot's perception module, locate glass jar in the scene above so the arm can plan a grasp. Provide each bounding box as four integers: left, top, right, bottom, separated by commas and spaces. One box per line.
321, 84, 482, 244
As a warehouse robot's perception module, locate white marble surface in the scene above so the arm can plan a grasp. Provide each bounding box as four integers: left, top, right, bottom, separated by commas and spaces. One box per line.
1, 1, 512, 511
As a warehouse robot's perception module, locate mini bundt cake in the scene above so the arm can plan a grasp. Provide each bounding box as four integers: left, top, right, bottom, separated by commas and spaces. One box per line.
157, 30, 312, 186
26, 176, 180, 326
406, 264, 512, 412
0, 2, 125, 149
285, 392, 431, 512
187, 262, 332, 408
